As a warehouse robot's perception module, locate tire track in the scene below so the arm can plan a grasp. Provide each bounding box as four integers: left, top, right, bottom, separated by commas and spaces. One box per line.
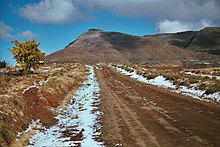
97, 65, 220, 146
97, 67, 159, 147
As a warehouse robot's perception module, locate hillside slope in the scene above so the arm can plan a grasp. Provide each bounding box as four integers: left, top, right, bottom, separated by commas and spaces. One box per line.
150, 27, 220, 55
46, 28, 220, 65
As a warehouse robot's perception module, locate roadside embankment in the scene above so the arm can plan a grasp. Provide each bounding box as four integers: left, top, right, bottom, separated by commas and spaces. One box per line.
0, 63, 87, 147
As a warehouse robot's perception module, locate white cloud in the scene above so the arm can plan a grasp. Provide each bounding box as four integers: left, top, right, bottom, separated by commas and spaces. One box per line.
18, 30, 37, 39
18, 0, 220, 26
81, 0, 220, 22
20, 0, 84, 24
199, 19, 214, 28
158, 19, 215, 33
0, 21, 13, 40
0, 21, 38, 40
158, 20, 191, 33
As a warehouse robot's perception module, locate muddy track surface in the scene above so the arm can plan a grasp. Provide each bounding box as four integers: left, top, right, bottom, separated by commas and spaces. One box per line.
96, 65, 220, 147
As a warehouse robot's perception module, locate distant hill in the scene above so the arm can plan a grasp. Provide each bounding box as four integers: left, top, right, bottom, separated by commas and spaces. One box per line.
149, 27, 220, 55
46, 27, 220, 65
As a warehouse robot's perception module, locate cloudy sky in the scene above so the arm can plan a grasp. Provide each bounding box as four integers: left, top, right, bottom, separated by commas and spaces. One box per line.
0, 0, 220, 64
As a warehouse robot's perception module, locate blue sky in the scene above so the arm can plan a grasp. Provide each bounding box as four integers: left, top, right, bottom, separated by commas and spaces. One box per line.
1, 0, 220, 64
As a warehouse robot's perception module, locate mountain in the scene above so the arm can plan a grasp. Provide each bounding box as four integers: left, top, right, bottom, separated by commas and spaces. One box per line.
149, 27, 220, 55
45, 27, 220, 65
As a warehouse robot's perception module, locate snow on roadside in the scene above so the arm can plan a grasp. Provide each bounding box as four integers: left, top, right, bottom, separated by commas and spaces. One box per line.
25, 65, 104, 146
176, 86, 205, 99
204, 92, 220, 102
22, 77, 49, 94
185, 71, 220, 80
17, 119, 43, 138
110, 65, 220, 102
111, 65, 176, 89
148, 76, 176, 89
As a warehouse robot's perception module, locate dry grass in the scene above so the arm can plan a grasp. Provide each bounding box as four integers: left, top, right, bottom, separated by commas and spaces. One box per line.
0, 62, 87, 146
0, 112, 16, 146
114, 63, 220, 95
143, 73, 157, 79
205, 82, 220, 95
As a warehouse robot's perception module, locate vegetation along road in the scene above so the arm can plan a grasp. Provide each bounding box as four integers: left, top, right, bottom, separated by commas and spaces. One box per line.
3, 63, 220, 147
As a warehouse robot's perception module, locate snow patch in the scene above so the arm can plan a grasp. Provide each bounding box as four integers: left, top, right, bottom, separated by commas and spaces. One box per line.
204, 92, 220, 102
176, 86, 205, 99
17, 119, 43, 137
26, 65, 104, 146
148, 76, 176, 89
22, 77, 49, 94
185, 71, 220, 80
110, 65, 220, 102
111, 65, 176, 89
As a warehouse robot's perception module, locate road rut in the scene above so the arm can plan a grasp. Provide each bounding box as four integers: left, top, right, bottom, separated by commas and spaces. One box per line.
96, 65, 220, 147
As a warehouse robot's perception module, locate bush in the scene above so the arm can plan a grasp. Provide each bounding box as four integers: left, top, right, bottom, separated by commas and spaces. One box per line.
203, 76, 211, 80
137, 71, 144, 75
213, 72, 220, 76
198, 83, 207, 91
178, 79, 190, 87
0, 61, 6, 68
173, 79, 181, 87
188, 77, 199, 84
205, 82, 220, 95
164, 74, 175, 81
211, 77, 217, 80
143, 73, 157, 79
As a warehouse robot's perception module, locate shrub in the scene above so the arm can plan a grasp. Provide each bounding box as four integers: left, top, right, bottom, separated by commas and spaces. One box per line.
188, 77, 199, 84
164, 74, 175, 81
195, 70, 200, 74
143, 73, 157, 79
178, 79, 190, 87
213, 72, 220, 76
203, 76, 211, 80
136, 71, 144, 75
123, 66, 131, 72
205, 82, 220, 95
173, 79, 181, 87
0, 61, 6, 68
9, 40, 45, 73
198, 83, 207, 91
211, 77, 217, 80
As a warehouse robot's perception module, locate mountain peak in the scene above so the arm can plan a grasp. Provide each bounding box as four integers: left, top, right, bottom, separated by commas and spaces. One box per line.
46, 27, 220, 64
64, 29, 104, 48
79, 28, 103, 40
88, 28, 103, 32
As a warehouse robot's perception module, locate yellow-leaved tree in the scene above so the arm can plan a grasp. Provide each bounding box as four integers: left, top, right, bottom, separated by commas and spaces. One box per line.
9, 40, 45, 73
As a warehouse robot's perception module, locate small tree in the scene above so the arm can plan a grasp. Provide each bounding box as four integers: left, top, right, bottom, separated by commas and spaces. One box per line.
9, 40, 45, 73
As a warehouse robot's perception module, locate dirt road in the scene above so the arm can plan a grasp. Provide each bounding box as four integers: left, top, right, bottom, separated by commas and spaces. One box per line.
96, 65, 220, 147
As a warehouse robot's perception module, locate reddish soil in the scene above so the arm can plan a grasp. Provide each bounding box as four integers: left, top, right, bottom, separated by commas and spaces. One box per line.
96, 65, 220, 147
21, 82, 81, 130
23, 87, 58, 126
0, 63, 88, 147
